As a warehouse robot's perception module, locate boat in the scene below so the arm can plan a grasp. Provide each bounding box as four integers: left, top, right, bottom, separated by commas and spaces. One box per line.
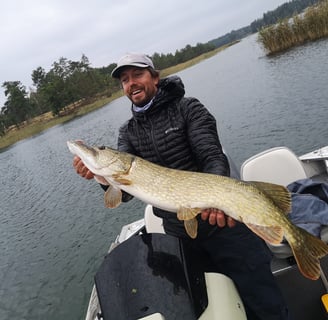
85, 145, 328, 320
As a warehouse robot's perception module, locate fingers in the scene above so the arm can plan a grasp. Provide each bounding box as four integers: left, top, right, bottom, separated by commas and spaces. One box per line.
84, 170, 95, 180
200, 209, 210, 221
227, 216, 237, 228
215, 210, 226, 227
201, 208, 236, 228
73, 156, 94, 180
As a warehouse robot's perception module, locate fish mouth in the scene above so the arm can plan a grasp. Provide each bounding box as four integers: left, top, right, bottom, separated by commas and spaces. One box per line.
67, 140, 98, 159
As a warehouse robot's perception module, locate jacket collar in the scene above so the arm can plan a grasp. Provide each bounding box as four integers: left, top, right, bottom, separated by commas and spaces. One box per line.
131, 76, 185, 119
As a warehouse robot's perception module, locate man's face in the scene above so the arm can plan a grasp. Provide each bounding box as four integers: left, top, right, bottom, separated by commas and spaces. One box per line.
119, 67, 159, 106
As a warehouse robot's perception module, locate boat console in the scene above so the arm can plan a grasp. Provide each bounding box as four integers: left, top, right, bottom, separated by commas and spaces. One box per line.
95, 232, 246, 319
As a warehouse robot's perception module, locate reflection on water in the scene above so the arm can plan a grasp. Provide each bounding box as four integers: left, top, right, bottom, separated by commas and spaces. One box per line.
0, 34, 327, 319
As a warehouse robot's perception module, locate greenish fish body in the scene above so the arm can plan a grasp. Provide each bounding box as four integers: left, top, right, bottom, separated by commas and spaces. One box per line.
67, 140, 328, 280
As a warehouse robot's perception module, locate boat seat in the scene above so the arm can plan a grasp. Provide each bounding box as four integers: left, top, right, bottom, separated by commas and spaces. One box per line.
240, 146, 328, 259
241, 147, 307, 186
144, 205, 165, 234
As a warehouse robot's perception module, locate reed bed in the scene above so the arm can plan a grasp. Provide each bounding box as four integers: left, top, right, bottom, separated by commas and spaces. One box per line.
258, 0, 328, 54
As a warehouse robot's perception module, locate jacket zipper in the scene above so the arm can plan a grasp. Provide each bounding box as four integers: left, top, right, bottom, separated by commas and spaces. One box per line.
149, 117, 167, 166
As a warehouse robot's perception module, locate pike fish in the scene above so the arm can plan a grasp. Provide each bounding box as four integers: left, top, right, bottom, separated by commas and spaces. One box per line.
67, 140, 328, 280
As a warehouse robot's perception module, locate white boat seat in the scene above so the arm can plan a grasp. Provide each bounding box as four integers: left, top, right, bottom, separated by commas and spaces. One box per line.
241, 146, 328, 259
240, 147, 307, 186
144, 204, 165, 234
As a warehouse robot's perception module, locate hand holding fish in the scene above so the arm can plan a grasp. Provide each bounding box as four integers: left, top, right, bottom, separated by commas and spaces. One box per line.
72, 144, 235, 229
73, 156, 110, 185
201, 208, 236, 228
73, 156, 95, 180
67, 140, 328, 280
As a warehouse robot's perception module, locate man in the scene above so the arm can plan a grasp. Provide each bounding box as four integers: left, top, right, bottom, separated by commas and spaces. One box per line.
73, 53, 290, 319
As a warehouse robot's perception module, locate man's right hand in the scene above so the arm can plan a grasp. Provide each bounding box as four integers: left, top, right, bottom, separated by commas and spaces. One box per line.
201, 208, 236, 228
73, 156, 95, 180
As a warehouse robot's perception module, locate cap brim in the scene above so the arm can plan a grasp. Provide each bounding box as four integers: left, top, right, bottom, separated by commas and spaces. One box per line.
111, 63, 151, 78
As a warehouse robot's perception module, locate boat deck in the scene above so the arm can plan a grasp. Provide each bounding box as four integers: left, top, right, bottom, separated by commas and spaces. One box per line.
273, 255, 328, 320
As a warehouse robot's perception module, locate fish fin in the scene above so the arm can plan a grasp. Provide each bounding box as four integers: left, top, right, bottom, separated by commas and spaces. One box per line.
287, 227, 328, 280
177, 207, 201, 221
104, 185, 122, 208
184, 218, 198, 239
245, 223, 284, 244
94, 175, 109, 185
249, 181, 291, 213
113, 177, 133, 185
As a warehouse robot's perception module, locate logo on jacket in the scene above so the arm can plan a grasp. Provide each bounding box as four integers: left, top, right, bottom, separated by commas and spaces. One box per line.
165, 127, 180, 134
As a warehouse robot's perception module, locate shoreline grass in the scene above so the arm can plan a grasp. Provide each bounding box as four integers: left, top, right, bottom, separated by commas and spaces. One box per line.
0, 44, 235, 151
258, 0, 328, 55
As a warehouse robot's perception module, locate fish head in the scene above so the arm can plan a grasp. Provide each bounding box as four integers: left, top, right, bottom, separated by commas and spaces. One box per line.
67, 140, 132, 177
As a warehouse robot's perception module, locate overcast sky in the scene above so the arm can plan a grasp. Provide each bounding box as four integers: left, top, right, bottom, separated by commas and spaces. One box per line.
0, 0, 288, 108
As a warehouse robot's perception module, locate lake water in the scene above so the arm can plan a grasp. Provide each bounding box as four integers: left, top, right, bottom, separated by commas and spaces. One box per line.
0, 34, 327, 320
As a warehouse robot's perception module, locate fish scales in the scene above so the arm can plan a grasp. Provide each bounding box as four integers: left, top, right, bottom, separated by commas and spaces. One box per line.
129, 158, 287, 227
67, 140, 328, 280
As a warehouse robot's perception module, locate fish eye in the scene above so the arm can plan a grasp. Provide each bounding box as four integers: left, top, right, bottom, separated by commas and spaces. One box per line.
99, 145, 106, 150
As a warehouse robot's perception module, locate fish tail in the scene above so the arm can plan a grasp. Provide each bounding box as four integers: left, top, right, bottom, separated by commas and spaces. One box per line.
287, 227, 328, 280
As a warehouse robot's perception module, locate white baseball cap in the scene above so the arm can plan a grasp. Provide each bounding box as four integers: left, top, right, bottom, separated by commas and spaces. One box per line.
111, 53, 155, 78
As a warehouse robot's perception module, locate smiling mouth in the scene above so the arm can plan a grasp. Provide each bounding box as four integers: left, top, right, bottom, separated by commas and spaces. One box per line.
132, 89, 142, 96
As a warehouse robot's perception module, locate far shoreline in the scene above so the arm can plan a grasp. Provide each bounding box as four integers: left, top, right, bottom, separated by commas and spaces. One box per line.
0, 44, 237, 151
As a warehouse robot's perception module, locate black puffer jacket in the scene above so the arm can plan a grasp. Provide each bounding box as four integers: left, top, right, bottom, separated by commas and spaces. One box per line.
117, 76, 230, 237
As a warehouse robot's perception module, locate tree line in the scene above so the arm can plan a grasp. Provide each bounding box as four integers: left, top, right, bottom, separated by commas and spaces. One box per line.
0, 43, 215, 136
250, 0, 321, 31
208, 0, 321, 48
0, 54, 119, 135
0, 0, 322, 136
